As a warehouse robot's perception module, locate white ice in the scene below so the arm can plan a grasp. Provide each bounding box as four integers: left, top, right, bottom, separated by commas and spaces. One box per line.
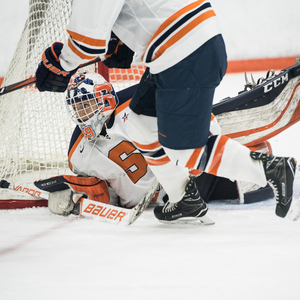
1, 71, 300, 300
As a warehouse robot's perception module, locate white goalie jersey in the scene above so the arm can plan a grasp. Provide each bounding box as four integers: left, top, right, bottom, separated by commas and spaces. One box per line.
68, 85, 161, 208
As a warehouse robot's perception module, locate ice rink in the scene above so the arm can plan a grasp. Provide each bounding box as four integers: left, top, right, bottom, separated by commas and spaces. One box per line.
1, 70, 300, 300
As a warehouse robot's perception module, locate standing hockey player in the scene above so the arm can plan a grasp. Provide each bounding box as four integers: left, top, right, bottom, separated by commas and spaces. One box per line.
35, 0, 297, 223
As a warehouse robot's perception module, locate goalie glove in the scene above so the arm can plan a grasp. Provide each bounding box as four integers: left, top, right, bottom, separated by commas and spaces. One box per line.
34, 175, 110, 216
36, 42, 78, 92
103, 32, 134, 69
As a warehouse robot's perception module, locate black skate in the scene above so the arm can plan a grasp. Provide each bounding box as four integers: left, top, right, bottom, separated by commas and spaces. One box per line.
250, 151, 297, 218
154, 178, 214, 224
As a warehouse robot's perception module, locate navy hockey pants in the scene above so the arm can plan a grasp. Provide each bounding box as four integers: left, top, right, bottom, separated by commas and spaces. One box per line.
129, 34, 227, 150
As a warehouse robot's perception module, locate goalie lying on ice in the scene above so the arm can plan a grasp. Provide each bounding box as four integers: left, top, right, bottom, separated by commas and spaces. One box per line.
37, 72, 164, 215
37, 63, 300, 217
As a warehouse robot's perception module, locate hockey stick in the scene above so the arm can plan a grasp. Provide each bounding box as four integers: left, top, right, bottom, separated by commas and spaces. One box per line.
0, 57, 101, 96
77, 178, 159, 225
0, 178, 159, 226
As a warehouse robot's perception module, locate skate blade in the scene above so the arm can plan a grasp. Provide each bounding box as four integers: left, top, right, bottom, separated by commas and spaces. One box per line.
287, 165, 300, 221
159, 214, 215, 225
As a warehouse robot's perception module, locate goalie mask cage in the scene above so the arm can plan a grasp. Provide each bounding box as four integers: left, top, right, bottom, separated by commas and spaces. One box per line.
0, 0, 145, 201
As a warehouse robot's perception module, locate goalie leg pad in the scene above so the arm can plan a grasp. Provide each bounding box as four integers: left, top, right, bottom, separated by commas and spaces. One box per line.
213, 62, 300, 146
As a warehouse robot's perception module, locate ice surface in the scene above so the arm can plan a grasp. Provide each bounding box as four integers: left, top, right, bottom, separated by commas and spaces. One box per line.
1, 71, 300, 300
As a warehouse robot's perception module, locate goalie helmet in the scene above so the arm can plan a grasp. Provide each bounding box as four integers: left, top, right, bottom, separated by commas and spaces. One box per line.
66, 72, 119, 141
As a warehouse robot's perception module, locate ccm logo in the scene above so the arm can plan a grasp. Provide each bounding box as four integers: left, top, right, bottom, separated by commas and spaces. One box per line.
264, 73, 289, 93
83, 203, 127, 221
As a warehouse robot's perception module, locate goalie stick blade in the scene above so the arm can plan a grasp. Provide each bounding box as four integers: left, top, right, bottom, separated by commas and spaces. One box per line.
287, 165, 300, 221
75, 178, 159, 226
77, 198, 132, 225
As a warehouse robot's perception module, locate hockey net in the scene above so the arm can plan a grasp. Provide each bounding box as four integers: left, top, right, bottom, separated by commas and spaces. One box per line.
0, 0, 144, 203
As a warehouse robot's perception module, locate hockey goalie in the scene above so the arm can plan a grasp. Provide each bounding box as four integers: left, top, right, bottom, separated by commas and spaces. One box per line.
36, 61, 300, 218
1, 62, 300, 222
32, 73, 165, 221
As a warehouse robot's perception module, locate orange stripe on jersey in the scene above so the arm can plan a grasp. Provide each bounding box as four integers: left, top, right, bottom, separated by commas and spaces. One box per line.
185, 147, 203, 169
67, 30, 106, 47
115, 100, 130, 115
145, 156, 171, 166
208, 135, 229, 176
189, 169, 203, 176
211, 114, 215, 121
142, 0, 206, 61
154, 10, 216, 60
68, 132, 84, 170
133, 140, 162, 151
68, 39, 97, 60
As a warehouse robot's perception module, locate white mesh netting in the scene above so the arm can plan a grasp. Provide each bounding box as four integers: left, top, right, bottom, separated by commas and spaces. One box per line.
0, 0, 144, 199
0, 0, 95, 191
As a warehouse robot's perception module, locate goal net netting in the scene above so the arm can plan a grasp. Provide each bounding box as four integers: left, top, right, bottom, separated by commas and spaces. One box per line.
0, 0, 144, 200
